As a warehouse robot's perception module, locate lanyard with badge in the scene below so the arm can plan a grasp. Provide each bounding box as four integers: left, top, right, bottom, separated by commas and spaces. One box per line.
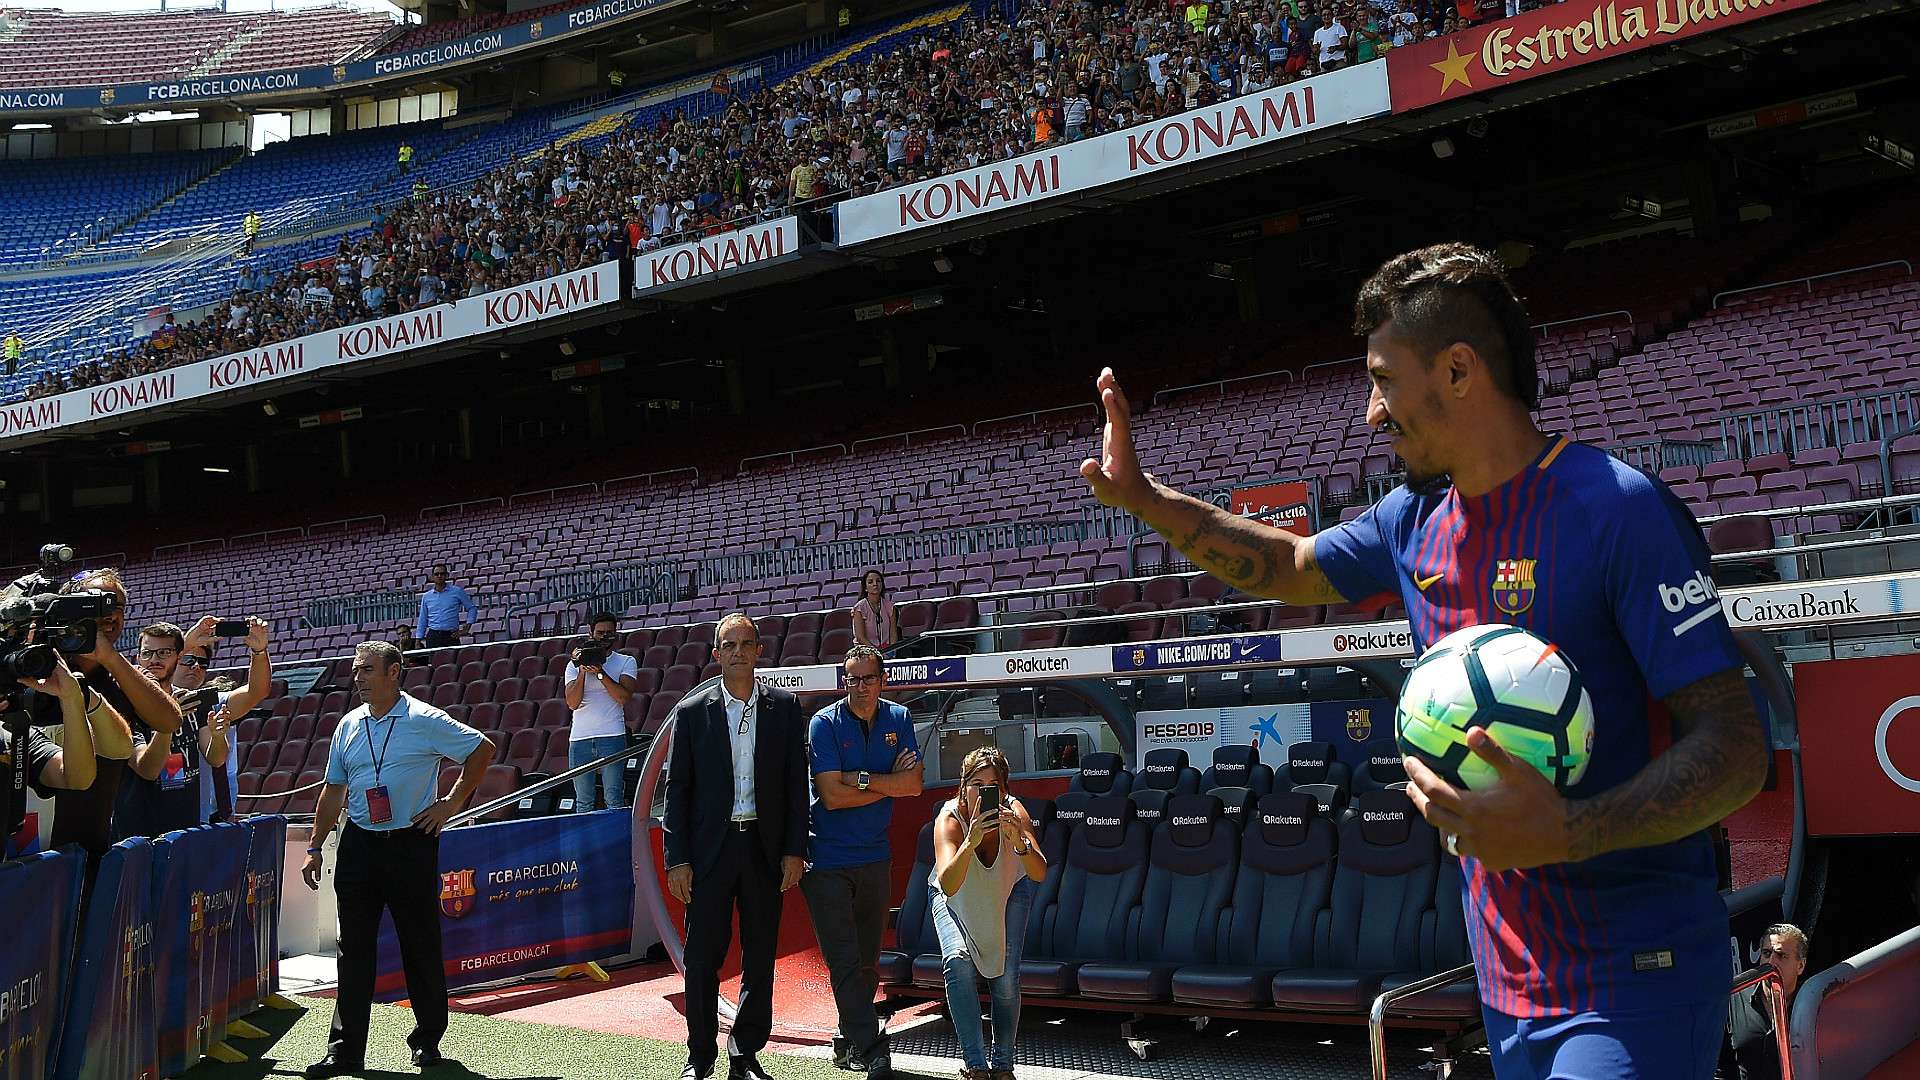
363, 710, 401, 825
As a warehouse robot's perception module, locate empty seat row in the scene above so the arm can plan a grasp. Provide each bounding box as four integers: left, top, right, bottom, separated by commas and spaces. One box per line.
882, 788, 1476, 1020
1068, 742, 1408, 805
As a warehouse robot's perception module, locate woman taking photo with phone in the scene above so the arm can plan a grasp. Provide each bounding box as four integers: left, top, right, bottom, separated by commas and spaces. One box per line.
930, 747, 1048, 1080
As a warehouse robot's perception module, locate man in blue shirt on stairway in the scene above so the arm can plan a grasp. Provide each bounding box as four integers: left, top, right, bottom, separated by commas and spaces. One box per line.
803, 644, 923, 1079
416, 563, 478, 648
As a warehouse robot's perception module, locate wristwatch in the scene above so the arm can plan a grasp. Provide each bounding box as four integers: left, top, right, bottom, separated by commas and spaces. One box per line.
857, 771, 871, 791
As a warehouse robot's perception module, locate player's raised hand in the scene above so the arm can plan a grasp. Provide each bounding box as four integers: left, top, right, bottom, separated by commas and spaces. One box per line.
1405, 727, 1572, 873
1080, 368, 1152, 513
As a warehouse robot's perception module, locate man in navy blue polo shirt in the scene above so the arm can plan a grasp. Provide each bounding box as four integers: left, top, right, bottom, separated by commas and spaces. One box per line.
802, 644, 923, 1079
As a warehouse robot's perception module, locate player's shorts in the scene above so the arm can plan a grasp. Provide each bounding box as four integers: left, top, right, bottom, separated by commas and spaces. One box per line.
1483, 999, 1727, 1080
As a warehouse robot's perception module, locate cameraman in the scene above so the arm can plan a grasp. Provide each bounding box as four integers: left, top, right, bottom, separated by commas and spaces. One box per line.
130, 617, 272, 833
563, 613, 637, 813
2, 656, 99, 859
55, 569, 178, 856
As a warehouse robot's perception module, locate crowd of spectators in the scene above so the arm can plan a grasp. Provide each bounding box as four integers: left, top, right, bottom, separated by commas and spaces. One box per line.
21, 0, 1546, 401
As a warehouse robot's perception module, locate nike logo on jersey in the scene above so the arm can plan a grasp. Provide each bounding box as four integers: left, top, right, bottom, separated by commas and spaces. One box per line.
1415, 572, 1445, 591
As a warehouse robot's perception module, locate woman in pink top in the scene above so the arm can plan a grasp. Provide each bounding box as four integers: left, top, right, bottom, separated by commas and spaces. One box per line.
851, 569, 897, 649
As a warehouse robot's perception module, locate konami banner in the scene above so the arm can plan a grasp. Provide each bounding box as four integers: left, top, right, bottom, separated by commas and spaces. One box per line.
633, 217, 800, 296
835, 61, 1390, 245
1387, 0, 1832, 112
0, 261, 619, 441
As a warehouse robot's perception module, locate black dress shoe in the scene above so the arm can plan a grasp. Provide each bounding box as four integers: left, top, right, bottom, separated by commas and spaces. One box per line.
411, 1046, 446, 1068
680, 1061, 715, 1080
303, 1057, 363, 1078
728, 1054, 774, 1080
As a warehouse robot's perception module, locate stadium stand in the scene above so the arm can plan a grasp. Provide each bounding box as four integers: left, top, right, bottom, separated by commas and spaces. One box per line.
377, 0, 573, 55
0, 150, 232, 268
0, 5, 392, 89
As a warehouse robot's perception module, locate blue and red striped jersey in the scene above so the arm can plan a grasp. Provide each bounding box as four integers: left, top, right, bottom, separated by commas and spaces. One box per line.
1314, 437, 1745, 1017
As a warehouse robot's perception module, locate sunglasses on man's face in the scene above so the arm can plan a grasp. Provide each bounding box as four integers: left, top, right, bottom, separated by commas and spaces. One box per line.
179, 655, 208, 669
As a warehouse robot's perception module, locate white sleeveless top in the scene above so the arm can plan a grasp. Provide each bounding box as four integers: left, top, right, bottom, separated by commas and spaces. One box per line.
932, 798, 1026, 979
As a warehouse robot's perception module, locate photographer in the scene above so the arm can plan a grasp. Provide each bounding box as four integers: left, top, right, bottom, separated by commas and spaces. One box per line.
563, 613, 637, 813
55, 569, 178, 856
2, 656, 98, 860
132, 617, 272, 831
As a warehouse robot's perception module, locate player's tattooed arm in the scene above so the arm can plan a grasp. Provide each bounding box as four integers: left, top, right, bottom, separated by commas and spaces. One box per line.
1565, 667, 1769, 862
1137, 481, 1347, 605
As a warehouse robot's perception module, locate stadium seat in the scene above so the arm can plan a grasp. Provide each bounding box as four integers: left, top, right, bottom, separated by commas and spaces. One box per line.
1138, 748, 1202, 795
1269, 790, 1436, 1012
878, 820, 938, 987
1127, 788, 1170, 826
1172, 792, 1334, 1008
1079, 794, 1237, 1002
1275, 741, 1352, 802
1067, 752, 1134, 797
1375, 856, 1480, 1019
536, 700, 571, 729
1020, 795, 1148, 996
505, 729, 544, 773
1350, 739, 1410, 796
286, 770, 326, 815
474, 764, 525, 821
1202, 745, 1274, 796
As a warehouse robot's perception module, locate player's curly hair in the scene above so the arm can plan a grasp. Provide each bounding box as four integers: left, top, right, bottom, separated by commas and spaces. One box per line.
1353, 243, 1538, 409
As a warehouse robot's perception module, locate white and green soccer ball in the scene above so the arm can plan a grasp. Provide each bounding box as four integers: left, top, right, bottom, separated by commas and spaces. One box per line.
1395, 623, 1595, 792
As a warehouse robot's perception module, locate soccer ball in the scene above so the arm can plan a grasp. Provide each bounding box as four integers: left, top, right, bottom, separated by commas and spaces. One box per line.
1394, 624, 1595, 792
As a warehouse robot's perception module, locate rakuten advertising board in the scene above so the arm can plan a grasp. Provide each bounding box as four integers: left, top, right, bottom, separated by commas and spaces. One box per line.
835, 61, 1391, 245
0, 261, 619, 440
633, 217, 800, 295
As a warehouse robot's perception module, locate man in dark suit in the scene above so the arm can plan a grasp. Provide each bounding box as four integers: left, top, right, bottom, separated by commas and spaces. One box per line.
1718, 923, 1807, 1080
665, 612, 808, 1080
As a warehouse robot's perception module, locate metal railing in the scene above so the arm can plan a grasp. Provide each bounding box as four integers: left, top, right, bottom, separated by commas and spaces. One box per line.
1152, 367, 1295, 407
453, 737, 652, 827
1715, 389, 1920, 461
1607, 439, 1721, 472
1366, 966, 1788, 1080
739, 443, 850, 472
1712, 259, 1913, 308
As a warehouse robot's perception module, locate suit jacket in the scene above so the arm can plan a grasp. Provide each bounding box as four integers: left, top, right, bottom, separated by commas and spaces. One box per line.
1717, 985, 1782, 1080
663, 681, 808, 881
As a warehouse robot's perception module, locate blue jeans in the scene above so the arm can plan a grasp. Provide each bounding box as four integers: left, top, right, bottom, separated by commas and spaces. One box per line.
929, 875, 1035, 1071
568, 735, 629, 811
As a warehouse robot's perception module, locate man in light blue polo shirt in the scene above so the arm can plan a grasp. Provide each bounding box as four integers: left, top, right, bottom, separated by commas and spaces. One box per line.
300, 641, 494, 1078
415, 564, 477, 648
801, 644, 923, 1079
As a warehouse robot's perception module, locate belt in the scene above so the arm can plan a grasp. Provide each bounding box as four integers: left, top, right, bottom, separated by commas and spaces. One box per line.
731, 817, 757, 832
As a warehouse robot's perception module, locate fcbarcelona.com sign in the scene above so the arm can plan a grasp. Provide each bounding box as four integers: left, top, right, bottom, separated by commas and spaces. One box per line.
0, 0, 682, 114
0, 261, 617, 440
835, 62, 1389, 245
1387, 0, 1830, 111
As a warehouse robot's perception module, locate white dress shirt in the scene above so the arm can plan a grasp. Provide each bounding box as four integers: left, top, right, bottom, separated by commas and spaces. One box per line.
723, 682, 760, 820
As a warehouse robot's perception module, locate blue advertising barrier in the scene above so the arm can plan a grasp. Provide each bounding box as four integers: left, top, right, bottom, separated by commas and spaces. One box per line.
0, 0, 686, 114
374, 809, 632, 1001
55, 840, 157, 1080
226, 817, 285, 1018
0, 848, 82, 1080
149, 824, 247, 1076
1307, 698, 1395, 771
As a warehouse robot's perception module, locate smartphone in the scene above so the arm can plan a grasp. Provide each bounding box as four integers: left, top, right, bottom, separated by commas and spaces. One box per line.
214, 619, 250, 638
976, 784, 1001, 816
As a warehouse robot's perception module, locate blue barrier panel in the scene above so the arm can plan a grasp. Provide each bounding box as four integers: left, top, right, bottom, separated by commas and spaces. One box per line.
226, 816, 285, 1018
1308, 698, 1394, 770
0, 848, 82, 1080
374, 809, 632, 1001
149, 824, 247, 1076
55, 840, 157, 1080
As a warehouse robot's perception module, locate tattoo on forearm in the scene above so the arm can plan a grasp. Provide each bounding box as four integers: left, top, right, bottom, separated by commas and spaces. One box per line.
1173, 516, 1284, 592
1566, 669, 1765, 862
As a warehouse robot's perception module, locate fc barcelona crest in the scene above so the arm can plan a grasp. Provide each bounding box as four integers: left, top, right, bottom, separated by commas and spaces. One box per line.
440, 869, 477, 919
1346, 708, 1373, 742
333, 65, 348, 82
1131, 647, 1147, 668
529, 19, 544, 38
99, 88, 116, 106
1493, 558, 1538, 616
884, 731, 898, 746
